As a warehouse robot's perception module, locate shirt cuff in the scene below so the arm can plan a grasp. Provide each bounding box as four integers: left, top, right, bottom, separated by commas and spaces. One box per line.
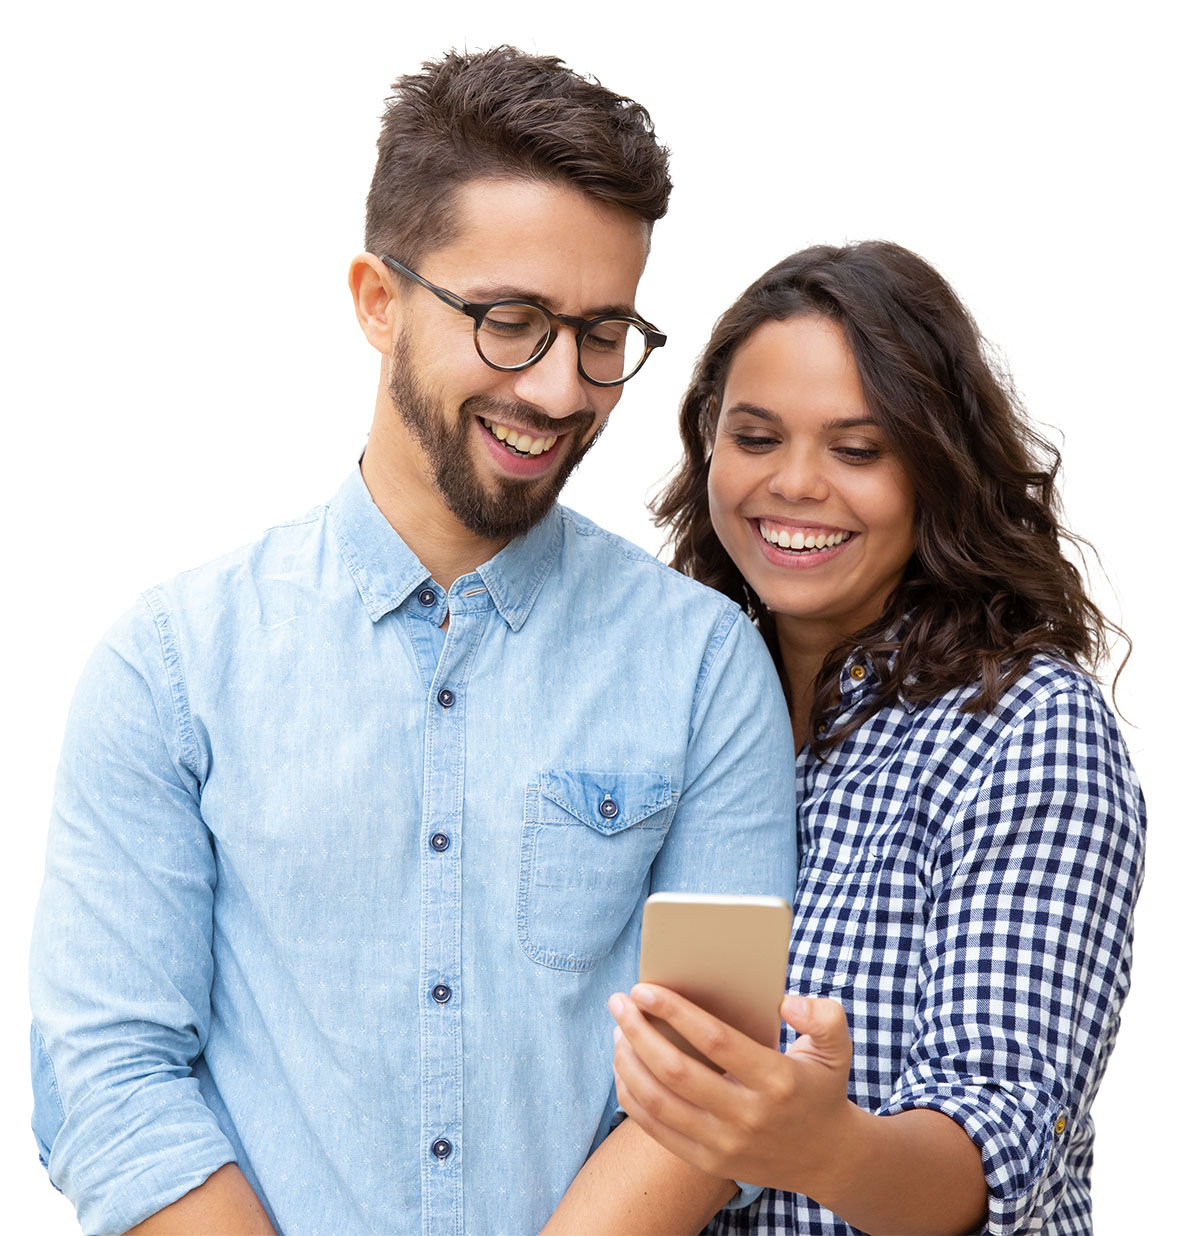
880, 1081, 1065, 1234
725, 1180, 764, 1210
41, 1072, 237, 1236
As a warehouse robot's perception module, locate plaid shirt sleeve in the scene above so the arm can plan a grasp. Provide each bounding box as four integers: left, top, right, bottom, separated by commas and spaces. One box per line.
878, 677, 1145, 1234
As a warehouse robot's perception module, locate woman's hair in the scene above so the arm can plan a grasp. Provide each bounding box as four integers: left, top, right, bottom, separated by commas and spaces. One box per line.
653, 240, 1121, 752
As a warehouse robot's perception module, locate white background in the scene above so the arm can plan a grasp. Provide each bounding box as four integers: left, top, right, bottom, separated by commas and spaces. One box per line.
2, 2, 1194, 1230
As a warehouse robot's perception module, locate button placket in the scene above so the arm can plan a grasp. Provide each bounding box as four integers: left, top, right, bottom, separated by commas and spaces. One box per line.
419, 602, 481, 1236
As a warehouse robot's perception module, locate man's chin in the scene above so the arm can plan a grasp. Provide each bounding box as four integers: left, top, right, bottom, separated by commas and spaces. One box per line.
438, 463, 563, 541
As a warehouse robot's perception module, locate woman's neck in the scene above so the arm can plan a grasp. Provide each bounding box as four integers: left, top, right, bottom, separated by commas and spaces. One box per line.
775, 617, 846, 753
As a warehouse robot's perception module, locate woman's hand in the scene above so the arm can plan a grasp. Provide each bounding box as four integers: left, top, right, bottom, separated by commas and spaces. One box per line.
608, 984, 857, 1198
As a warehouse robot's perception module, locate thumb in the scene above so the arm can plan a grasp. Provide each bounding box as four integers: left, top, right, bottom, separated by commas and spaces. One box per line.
781, 995, 851, 1064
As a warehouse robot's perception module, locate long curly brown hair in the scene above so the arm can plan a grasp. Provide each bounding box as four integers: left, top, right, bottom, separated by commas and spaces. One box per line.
653, 241, 1122, 753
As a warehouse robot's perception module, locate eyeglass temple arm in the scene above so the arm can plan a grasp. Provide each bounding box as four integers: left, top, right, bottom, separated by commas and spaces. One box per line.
379, 254, 468, 313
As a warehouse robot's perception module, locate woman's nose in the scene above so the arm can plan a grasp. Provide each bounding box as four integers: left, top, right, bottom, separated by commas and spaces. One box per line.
767, 446, 831, 503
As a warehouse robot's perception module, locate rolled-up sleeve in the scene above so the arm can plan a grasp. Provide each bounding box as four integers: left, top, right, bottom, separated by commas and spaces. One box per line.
878, 682, 1145, 1233
29, 594, 236, 1235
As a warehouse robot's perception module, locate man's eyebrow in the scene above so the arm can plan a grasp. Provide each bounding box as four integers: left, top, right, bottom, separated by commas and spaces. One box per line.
463, 284, 637, 318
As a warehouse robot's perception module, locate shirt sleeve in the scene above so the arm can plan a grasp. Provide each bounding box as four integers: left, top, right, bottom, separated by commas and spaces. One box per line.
29, 593, 237, 1235
648, 606, 798, 1215
650, 604, 797, 909
878, 679, 1145, 1234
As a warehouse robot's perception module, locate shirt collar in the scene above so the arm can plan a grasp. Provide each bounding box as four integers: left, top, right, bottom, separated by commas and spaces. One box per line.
837, 646, 919, 715
329, 467, 560, 631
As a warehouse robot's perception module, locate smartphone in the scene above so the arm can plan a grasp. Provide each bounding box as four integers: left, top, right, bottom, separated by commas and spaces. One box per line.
637, 892, 793, 1067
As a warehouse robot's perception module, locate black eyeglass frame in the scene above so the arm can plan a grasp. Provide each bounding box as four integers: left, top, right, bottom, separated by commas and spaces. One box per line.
379, 254, 667, 388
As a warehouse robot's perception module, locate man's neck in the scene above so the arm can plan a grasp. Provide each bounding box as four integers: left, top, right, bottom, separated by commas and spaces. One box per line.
360, 431, 508, 591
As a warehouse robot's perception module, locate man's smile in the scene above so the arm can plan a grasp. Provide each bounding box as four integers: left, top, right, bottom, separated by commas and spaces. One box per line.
480, 415, 561, 457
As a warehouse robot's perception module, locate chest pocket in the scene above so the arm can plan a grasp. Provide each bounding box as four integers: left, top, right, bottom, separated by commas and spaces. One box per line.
519, 769, 675, 971
790, 832, 928, 996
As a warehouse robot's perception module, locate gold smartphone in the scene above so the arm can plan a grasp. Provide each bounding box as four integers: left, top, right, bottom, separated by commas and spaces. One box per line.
637, 892, 793, 1068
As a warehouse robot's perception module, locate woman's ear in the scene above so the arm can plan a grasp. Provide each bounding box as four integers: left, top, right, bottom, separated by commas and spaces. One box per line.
348, 253, 399, 357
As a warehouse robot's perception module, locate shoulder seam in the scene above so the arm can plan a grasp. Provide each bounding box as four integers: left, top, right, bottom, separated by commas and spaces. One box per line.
690, 603, 744, 717
140, 588, 202, 777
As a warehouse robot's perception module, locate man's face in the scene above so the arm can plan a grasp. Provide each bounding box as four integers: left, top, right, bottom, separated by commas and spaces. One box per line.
386, 178, 650, 540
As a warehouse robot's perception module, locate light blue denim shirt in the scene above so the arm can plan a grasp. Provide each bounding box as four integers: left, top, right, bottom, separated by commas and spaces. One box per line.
30, 468, 796, 1236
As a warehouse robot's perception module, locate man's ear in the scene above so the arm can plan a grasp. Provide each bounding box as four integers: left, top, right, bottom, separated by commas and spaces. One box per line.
349, 253, 399, 357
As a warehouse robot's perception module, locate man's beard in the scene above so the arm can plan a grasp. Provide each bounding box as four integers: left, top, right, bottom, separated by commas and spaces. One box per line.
388, 336, 604, 541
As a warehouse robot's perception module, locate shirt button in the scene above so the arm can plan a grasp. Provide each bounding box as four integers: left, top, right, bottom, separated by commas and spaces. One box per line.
850, 664, 867, 681
437, 688, 456, 709
816, 722, 829, 735
432, 984, 452, 1004
418, 587, 437, 607
1054, 1114, 1067, 1135
599, 796, 619, 820
430, 832, 450, 852
431, 1138, 452, 1160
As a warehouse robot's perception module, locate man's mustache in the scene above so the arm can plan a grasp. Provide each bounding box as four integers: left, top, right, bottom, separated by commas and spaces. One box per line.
463, 394, 594, 439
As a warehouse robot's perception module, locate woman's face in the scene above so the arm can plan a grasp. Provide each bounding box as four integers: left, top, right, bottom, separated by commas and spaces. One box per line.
708, 316, 916, 646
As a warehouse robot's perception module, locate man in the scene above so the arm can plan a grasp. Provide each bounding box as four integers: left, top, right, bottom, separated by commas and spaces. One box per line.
30, 48, 795, 1235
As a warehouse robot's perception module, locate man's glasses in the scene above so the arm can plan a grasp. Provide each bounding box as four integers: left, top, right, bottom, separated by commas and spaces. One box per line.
380, 254, 666, 388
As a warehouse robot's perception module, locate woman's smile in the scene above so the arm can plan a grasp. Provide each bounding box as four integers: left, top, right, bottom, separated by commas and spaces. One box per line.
708, 315, 915, 642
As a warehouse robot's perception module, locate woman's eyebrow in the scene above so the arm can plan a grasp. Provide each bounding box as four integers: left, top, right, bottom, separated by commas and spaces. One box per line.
724, 402, 782, 423
822, 415, 877, 430
724, 405, 878, 430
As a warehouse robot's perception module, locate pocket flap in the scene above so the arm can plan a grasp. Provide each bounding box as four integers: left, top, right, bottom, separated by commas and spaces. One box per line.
539, 769, 673, 835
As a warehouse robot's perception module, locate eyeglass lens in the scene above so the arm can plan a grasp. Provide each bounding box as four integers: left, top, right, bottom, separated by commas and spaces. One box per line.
477, 305, 648, 383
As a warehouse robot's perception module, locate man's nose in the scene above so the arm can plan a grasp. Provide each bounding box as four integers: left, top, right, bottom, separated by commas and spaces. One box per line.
509, 330, 591, 419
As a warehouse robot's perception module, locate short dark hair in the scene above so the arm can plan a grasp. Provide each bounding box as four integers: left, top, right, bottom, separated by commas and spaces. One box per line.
654, 241, 1123, 752
365, 46, 671, 267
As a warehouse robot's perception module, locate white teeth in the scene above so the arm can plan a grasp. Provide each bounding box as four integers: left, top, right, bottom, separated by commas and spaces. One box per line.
758, 523, 850, 554
482, 418, 559, 456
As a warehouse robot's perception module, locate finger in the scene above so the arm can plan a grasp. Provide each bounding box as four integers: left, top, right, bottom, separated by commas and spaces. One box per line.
609, 992, 730, 1111
628, 983, 781, 1086
610, 1017, 730, 1177
781, 995, 853, 1068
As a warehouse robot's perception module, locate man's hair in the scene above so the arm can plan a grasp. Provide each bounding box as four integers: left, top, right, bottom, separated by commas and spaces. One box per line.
654, 241, 1124, 752
365, 46, 671, 267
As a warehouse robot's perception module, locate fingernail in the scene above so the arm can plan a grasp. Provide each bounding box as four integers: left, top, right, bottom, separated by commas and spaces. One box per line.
630, 983, 657, 1009
608, 993, 627, 1017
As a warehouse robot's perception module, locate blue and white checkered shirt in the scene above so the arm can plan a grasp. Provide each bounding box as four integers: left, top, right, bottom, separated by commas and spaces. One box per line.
709, 654, 1145, 1236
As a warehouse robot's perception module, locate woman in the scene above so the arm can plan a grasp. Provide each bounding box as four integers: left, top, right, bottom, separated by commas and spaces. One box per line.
607, 242, 1145, 1234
